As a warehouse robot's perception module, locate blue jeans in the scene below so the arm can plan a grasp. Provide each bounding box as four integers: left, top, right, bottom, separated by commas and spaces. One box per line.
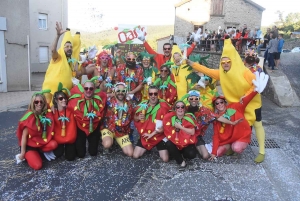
268, 53, 275, 70
257, 44, 263, 53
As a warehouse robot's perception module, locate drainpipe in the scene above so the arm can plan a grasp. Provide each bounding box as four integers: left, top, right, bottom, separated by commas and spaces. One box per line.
27, 35, 31, 91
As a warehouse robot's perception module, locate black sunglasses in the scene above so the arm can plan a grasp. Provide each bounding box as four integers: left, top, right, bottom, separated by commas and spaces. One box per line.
188, 97, 199, 101
215, 101, 224, 105
58, 97, 67, 101
176, 105, 185, 109
116, 89, 126, 93
34, 100, 44, 105
84, 87, 94, 91
149, 92, 158, 96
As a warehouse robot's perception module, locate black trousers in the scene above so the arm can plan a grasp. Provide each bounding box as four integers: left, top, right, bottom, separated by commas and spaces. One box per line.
75, 126, 101, 158
53, 143, 76, 161
166, 141, 197, 164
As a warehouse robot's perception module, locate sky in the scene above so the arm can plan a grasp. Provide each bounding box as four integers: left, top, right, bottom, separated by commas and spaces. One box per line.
68, 0, 298, 32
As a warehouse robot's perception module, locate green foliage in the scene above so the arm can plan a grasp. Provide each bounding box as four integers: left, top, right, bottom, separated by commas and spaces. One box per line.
276, 11, 300, 34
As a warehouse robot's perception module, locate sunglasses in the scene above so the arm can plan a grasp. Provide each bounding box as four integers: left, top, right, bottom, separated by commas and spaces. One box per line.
221, 60, 231, 64
101, 57, 109, 60
58, 97, 67, 101
116, 89, 126, 93
84, 87, 94, 91
126, 58, 136, 61
160, 69, 168, 73
176, 105, 185, 109
188, 97, 199, 101
149, 92, 158, 96
34, 100, 44, 105
215, 101, 224, 105
163, 48, 171, 50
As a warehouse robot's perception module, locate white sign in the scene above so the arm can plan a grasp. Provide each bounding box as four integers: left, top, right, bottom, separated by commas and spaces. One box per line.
117, 24, 147, 44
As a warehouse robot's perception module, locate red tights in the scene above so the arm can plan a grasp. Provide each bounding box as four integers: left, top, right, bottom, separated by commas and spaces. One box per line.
25, 140, 57, 170
217, 141, 248, 157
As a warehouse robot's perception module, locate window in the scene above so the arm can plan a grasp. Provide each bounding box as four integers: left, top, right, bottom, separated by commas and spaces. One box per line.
38, 13, 48, 30
211, 0, 224, 16
39, 46, 49, 63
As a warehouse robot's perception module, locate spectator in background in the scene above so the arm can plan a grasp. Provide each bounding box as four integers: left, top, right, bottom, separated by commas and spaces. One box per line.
267, 33, 278, 71
254, 26, 263, 46
257, 28, 271, 54
272, 26, 279, 38
210, 31, 217, 52
217, 29, 224, 52
275, 34, 285, 69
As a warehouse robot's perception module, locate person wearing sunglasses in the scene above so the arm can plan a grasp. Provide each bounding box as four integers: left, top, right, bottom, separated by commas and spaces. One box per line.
51, 83, 77, 161
101, 82, 134, 157
68, 77, 107, 158
133, 85, 171, 162
153, 63, 177, 106
16, 90, 58, 170
137, 27, 196, 70
115, 52, 144, 107
184, 90, 236, 160
188, 38, 267, 163
42, 22, 83, 105
163, 101, 198, 170
193, 73, 217, 111
91, 51, 115, 90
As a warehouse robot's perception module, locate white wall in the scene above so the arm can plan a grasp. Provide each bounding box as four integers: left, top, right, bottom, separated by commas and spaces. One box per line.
0, 0, 30, 91
29, 0, 68, 72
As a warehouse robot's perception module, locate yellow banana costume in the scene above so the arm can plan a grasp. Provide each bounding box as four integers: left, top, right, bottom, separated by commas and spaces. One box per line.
170, 45, 190, 100
199, 79, 217, 111
42, 30, 81, 104
191, 39, 265, 162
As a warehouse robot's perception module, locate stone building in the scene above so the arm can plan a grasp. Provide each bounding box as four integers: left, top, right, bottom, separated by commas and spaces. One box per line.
0, 0, 67, 92
174, 0, 265, 38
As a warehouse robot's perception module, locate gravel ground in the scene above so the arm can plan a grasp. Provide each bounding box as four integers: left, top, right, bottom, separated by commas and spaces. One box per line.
280, 52, 300, 96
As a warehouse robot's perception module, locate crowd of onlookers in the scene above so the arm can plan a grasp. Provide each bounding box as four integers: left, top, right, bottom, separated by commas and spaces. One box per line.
187, 24, 284, 71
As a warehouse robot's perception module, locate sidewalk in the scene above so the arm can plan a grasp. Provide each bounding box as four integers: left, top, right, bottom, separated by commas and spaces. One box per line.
0, 91, 38, 112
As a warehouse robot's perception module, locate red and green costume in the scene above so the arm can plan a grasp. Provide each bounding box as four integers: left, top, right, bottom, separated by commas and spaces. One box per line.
17, 109, 56, 148
68, 85, 107, 135
153, 75, 177, 106
102, 97, 134, 137
190, 106, 217, 136
134, 100, 171, 150
53, 107, 77, 144
143, 41, 195, 70
211, 91, 257, 155
163, 112, 198, 150
115, 64, 144, 105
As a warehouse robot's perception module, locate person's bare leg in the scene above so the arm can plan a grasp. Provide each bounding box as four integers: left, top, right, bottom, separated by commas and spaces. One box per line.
196, 145, 210, 159
158, 150, 169, 162
121, 144, 134, 157
133, 146, 147, 159
102, 136, 113, 149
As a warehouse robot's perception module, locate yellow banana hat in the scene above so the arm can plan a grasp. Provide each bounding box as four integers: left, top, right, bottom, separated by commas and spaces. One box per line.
170, 45, 189, 99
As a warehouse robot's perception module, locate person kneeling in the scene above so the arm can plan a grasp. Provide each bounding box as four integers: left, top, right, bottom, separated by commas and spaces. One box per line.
101, 82, 134, 157
163, 101, 198, 171
133, 85, 170, 162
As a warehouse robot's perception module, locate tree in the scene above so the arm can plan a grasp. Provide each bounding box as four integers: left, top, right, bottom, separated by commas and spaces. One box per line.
276, 11, 300, 33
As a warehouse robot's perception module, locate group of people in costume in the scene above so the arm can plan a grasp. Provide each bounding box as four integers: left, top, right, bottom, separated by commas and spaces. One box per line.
15, 24, 269, 170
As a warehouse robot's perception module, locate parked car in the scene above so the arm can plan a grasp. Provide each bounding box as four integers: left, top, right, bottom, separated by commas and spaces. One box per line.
282, 49, 291, 53
291, 47, 300, 53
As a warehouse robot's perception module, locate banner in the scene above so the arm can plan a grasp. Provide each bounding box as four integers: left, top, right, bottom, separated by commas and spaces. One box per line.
117, 24, 147, 55
117, 24, 147, 44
